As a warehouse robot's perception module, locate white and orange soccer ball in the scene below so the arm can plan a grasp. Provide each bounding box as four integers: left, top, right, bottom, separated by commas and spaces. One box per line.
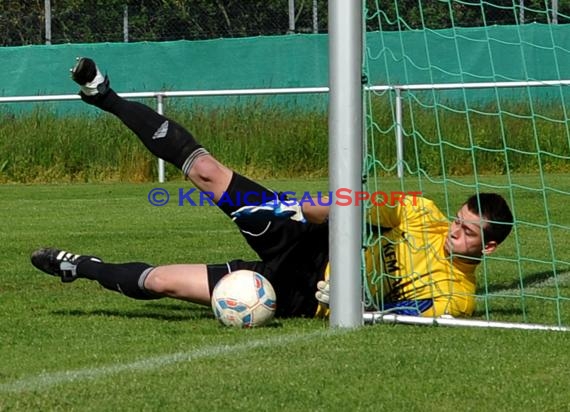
211, 270, 277, 328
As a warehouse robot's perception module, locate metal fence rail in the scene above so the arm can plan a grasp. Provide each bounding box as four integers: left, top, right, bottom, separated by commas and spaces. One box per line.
2, 78, 568, 181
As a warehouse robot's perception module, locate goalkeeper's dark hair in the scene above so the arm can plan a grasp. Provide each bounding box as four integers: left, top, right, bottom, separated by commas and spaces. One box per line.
464, 193, 514, 245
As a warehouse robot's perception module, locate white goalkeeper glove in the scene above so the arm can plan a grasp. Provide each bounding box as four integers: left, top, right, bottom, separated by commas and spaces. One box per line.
315, 280, 330, 307
231, 200, 306, 223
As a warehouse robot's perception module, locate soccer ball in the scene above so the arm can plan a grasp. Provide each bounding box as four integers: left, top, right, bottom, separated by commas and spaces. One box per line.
211, 270, 277, 328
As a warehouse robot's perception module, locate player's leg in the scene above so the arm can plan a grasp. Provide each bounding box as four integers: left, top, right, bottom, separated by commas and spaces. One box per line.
30, 247, 211, 304
144, 262, 265, 305
30, 247, 272, 306
70, 57, 279, 213
135, 264, 211, 304
71, 57, 231, 193
69, 58, 307, 257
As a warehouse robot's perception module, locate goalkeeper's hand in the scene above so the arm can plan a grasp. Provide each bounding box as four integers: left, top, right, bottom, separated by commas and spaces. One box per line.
231, 200, 306, 223
315, 280, 330, 307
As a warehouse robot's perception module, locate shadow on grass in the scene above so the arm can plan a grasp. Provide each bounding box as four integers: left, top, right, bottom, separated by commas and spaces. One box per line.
51, 306, 214, 322
143, 302, 204, 312
478, 267, 570, 294
51, 304, 285, 328
472, 307, 524, 317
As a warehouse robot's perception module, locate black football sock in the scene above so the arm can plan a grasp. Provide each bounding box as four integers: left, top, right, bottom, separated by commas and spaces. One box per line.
76, 259, 160, 300
82, 89, 208, 175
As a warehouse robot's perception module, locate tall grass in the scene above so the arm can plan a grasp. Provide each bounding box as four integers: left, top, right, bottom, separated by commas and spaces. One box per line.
0, 103, 329, 183
1, 97, 568, 183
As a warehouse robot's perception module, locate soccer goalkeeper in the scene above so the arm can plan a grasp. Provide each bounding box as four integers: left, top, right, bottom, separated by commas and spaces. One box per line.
30, 57, 513, 319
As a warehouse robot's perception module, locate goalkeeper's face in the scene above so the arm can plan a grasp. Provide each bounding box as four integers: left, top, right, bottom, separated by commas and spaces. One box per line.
445, 205, 496, 259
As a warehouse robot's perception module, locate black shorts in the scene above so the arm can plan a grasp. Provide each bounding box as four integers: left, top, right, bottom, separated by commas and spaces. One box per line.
207, 218, 329, 318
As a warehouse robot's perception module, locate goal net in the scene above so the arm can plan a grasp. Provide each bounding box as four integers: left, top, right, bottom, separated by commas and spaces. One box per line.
361, 1, 570, 330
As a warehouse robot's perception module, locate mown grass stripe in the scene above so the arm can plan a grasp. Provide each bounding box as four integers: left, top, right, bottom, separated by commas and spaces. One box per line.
0, 329, 341, 394
487, 271, 570, 296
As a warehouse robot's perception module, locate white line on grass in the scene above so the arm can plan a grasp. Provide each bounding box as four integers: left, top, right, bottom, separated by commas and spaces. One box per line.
0, 329, 342, 394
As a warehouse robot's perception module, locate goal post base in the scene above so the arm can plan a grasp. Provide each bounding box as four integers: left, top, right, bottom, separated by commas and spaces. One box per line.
363, 312, 570, 332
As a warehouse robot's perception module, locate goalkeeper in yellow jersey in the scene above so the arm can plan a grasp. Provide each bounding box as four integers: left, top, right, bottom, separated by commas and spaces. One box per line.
304, 192, 513, 318
362, 193, 512, 317
30, 57, 513, 320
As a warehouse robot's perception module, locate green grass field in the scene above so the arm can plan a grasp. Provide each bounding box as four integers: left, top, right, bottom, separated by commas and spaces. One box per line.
1, 179, 569, 411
